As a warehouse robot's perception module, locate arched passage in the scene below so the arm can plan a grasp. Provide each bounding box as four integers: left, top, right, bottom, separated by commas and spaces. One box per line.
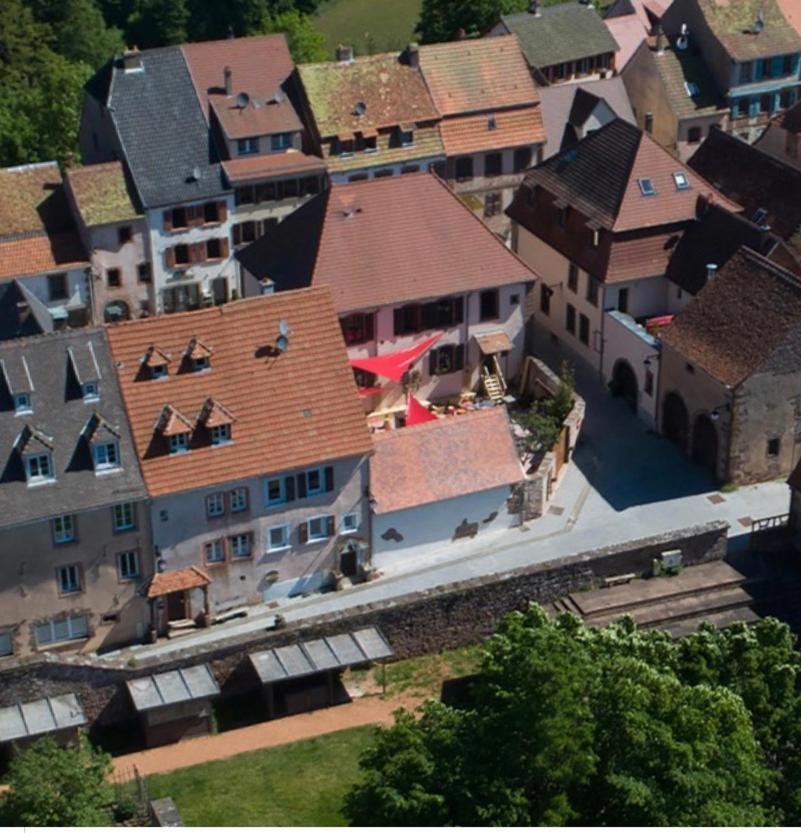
692, 413, 719, 474
662, 391, 689, 451
104, 300, 130, 323
612, 359, 638, 412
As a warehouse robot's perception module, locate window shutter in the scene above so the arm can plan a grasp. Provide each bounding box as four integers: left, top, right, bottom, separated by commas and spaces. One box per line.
454, 344, 465, 371
454, 296, 464, 324
298, 522, 308, 545
393, 307, 403, 335
190, 242, 206, 263
285, 476, 295, 502
365, 313, 375, 342
324, 466, 334, 492
165, 247, 176, 268
429, 348, 438, 376
188, 205, 203, 227
163, 210, 173, 232
220, 237, 230, 258
326, 515, 336, 537
296, 472, 307, 498
218, 201, 228, 222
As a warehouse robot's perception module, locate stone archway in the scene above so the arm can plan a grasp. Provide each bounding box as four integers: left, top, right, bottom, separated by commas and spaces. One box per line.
612, 359, 638, 412
692, 413, 719, 475
662, 391, 689, 451
104, 299, 130, 323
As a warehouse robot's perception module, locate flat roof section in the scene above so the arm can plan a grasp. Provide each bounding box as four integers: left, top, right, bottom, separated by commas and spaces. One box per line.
249, 626, 394, 684
126, 664, 220, 712
0, 694, 86, 743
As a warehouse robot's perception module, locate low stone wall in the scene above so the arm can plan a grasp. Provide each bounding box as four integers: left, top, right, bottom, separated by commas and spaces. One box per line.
0, 521, 728, 732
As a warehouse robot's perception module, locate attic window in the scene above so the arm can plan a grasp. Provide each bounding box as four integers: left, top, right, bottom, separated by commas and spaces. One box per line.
14, 393, 32, 414
210, 424, 231, 446
672, 171, 690, 191
151, 363, 168, 379
143, 345, 170, 379
637, 177, 656, 197
185, 337, 213, 371
752, 207, 768, 224
169, 433, 189, 454
684, 81, 700, 97
399, 127, 415, 147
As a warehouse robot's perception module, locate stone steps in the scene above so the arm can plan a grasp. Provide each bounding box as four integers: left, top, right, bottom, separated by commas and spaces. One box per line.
665, 606, 762, 639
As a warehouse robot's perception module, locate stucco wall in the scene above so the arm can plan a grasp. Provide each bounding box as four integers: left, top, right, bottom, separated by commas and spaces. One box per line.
19, 267, 91, 321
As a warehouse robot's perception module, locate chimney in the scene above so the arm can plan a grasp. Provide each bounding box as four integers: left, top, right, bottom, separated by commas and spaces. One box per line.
754, 9, 765, 33
644, 112, 654, 133
336, 44, 354, 63
121, 47, 142, 72
224, 65, 232, 96
405, 42, 420, 69
529, 0, 541, 16
706, 263, 718, 282
655, 24, 665, 55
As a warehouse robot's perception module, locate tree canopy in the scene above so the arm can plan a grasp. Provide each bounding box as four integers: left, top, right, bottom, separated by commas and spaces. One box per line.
345, 607, 801, 826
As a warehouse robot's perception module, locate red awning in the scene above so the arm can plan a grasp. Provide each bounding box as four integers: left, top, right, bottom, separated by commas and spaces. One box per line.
349, 333, 443, 382
406, 395, 438, 426
357, 385, 390, 397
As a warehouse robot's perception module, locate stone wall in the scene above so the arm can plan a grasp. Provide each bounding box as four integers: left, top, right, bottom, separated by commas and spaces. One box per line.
0, 521, 728, 732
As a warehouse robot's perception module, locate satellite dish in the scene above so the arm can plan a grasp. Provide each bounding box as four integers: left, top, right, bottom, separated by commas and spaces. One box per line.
276, 334, 289, 353
278, 319, 289, 336
236, 91, 250, 108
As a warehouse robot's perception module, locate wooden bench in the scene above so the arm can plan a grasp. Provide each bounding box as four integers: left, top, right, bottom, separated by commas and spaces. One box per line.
603, 573, 636, 588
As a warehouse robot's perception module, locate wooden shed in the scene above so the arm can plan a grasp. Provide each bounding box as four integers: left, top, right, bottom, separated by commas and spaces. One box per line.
0, 693, 87, 761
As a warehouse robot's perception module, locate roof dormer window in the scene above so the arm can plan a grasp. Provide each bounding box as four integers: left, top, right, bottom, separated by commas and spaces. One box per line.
142, 345, 170, 380
169, 433, 189, 454
156, 404, 193, 454
184, 338, 213, 372
93, 440, 120, 472
399, 124, 415, 147
199, 397, 235, 446
82, 381, 99, 402
26, 452, 54, 484
14, 393, 32, 415
210, 424, 231, 446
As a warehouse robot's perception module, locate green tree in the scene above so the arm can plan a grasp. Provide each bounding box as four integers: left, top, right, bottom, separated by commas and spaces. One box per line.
4, 733, 113, 826
126, 0, 189, 47
264, 11, 328, 63
415, 0, 527, 43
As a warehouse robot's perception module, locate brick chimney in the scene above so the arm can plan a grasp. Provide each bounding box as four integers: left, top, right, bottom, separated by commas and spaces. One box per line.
121, 47, 142, 72
405, 42, 420, 68
224, 65, 232, 95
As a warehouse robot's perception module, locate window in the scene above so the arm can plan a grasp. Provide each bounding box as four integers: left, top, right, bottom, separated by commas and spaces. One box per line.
0, 631, 11, 657
480, 289, 499, 321
567, 263, 579, 293
265, 477, 286, 506
193, 356, 209, 372
93, 441, 120, 470
14, 393, 31, 414
399, 128, 415, 146
26, 453, 53, 483
484, 153, 502, 177
118, 550, 139, 580
586, 276, 599, 307
271, 132, 293, 151
268, 524, 290, 551
734, 98, 748, 117
394, 304, 420, 335
783, 54, 794, 75
673, 171, 691, 190
174, 244, 190, 265
455, 157, 473, 181
337, 138, 354, 157
618, 287, 629, 314
429, 344, 464, 376
230, 487, 248, 513
566, 303, 576, 335
35, 614, 88, 646
53, 515, 75, 544
236, 186, 255, 206
107, 268, 121, 287
307, 467, 324, 496
514, 147, 532, 172
203, 202, 220, 224
233, 221, 257, 247
48, 273, 68, 301
540, 284, 552, 316
307, 515, 331, 542
363, 136, 378, 154
484, 192, 502, 218
210, 424, 231, 445
687, 127, 702, 144
57, 564, 81, 594
782, 88, 795, 111
151, 363, 168, 379
637, 178, 656, 197
82, 381, 99, 401
169, 433, 189, 454
204, 539, 225, 564
739, 61, 753, 84
579, 313, 590, 345
113, 502, 135, 531
171, 207, 187, 229
644, 369, 654, 396
420, 297, 464, 330
342, 513, 360, 533
206, 493, 225, 518
229, 533, 252, 559
206, 238, 223, 259
557, 205, 570, 227
238, 137, 259, 155
760, 94, 772, 113
118, 226, 132, 245
340, 312, 374, 345
767, 438, 781, 457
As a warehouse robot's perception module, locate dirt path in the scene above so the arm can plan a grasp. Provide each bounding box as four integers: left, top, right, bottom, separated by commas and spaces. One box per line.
113, 694, 421, 778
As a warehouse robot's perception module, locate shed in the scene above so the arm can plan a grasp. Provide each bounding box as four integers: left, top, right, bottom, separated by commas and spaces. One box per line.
0, 693, 86, 757
249, 627, 393, 717
126, 664, 220, 747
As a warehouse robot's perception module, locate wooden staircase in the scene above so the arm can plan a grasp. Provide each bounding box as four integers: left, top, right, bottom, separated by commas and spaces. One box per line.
481, 357, 507, 402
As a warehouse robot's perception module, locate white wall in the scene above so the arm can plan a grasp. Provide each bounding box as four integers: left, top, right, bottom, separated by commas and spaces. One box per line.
372, 485, 517, 569
20, 266, 90, 316
604, 275, 671, 320
329, 155, 444, 184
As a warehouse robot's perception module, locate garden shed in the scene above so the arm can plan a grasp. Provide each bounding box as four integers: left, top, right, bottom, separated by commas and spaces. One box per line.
0, 693, 86, 759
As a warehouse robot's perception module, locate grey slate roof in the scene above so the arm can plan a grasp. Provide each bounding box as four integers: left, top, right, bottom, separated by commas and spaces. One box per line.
501, 2, 620, 68
106, 48, 228, 208
0, 281, 54, 342
0, 327, 147, 527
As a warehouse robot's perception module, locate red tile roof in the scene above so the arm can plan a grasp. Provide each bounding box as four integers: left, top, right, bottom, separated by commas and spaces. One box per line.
438, 108, 545, 156
222, 151, 325, 183
605, 228, 683, 283
237, 172, 538, 313
0, 233, 88, 281
147, 566, 210, 598
182, 35, 302, 139
418, 35, 539, 116
370, 407, 524, 514
106, 289, 373, 497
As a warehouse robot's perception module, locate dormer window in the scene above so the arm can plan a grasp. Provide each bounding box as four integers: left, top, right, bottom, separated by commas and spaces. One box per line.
210, 424, 231, 445
14, 393, 31, 414
156, 404, 193, 454
26, 452, 54, 484
152, 363, 168, 379
335, 136, 354, 157
17, 425, 55, 485
198, 397, 235, 445
399, 124, 415, 147
184, 337, 213, 372
238, 137, 259, 156
169, 433, 189, 454
271, 132, 293, 151
142, 345, 170, 380
82, 381, 99, 401
93, 440, 120, 471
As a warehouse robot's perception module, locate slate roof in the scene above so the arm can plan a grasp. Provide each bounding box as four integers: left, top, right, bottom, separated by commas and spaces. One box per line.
237, 172, 538, 314
651, 40, 726, 119
182, 35, 303, 139
687, 128, 801, 256
501, 2, 620, 68
65, 162, 141, 227
0, 328, 146, 527
104, 47, 228, 208
370, 407, 523, 514
0, 282, 54, 342
106, 289, 372, 497
418, 35, 538, 115
661, 247, 801, 386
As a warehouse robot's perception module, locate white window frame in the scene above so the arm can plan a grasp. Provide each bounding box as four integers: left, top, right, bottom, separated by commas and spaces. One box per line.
26, 452, 54, 484
306, 467, 324, 496
230, 487, 248, 513
267, 524, 290, 552
307, 514, 329, 542
117, 550, 139, 580
53, 514, 75, 544
210, 424, 231, 446
169, 433, 189, 454
270, 132, 293, 151
238, 136, 259, 155
82, 381, 99, 401
14, 393, 31, 414
204, 539, 225, 564
193, 356, 209, 372
35, 614, 88, 646
57, 564, 82, 594
265, 477, 286, 506
229, 533, 252, 559
341, 512, 360, 533
206, 492, 225, 518
151, 363, 168, 379
113, 502, 135, 531
93, 441, 120, 471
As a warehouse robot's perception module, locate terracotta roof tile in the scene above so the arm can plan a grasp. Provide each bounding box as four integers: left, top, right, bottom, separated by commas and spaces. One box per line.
438, 108, 545, 156
605, 228, 683, 282
237, 172, 538, 313
418, 36, 538, 115
147, 565, 210, 598
0, 233, 88, 281
605, 13, 647, 69
107, 289, 372, 496
65, 162, 141, 227
370, 407, 523, 514
222, 151, 325, 183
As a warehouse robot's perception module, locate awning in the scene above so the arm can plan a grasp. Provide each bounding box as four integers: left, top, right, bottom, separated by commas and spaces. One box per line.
475, 331, 514, 355
357, 127, 378, 139
146, 566, 210, 599
349, 333, 442, 382
249, 627, 393, 685
126, 664, 220, 712
0, 694, 86, 743
406, 395, 438, 426
357, 385, 390, 398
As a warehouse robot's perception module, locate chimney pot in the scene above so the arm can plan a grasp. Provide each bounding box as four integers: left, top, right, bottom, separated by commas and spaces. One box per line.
406, 42, 420, 69
706, 263, 718, 282
529, 0, 541, 16
336, 44, 354, 63
224, 65, 232, 95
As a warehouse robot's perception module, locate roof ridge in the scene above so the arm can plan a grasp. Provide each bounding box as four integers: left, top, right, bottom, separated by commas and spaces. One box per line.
738, 244, 801, 289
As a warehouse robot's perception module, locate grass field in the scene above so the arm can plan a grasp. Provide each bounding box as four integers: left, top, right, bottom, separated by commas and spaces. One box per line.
314, 0, 422, 57
147, 725, 376, 827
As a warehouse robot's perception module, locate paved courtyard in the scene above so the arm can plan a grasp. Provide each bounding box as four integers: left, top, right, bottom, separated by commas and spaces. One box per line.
128, 342, 790, 661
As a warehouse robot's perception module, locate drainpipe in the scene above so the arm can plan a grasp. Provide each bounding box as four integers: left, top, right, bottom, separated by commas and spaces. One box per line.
598, 286, 610, 385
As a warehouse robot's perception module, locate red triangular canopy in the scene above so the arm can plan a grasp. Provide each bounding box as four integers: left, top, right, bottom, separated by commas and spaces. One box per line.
406, 395, 438, 426
349, 333, 443, 382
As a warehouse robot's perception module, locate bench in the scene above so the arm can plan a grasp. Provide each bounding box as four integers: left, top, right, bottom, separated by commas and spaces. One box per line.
603, 573, 636, 588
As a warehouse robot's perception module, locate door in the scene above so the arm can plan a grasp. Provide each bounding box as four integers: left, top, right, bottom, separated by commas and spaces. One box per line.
612, 360, 638, 412
166, 591, 186, 622
340, 544, 358, 577
618, 288, 629, 314
662, 392, 689, 451
692, 414, 719, 475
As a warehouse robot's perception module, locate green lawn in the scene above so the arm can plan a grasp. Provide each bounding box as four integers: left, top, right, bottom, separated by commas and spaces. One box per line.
314, 0, 422, 57
146, 725, 376, 826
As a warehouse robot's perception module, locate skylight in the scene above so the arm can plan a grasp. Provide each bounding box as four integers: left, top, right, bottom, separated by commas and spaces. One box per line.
672, 171, 690, 191
752, 207, 768, 224
637, 177, 656, 197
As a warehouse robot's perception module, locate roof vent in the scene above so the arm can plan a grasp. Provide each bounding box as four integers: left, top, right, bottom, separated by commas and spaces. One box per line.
706, 263, 717, 282
352, 101, 367, 116
188, 165, 201, 182
224, 65, 232, 96
276, 319, 290, 353
269, 89, 285, 105
236, 91, 250, 109
754, 9, 765, 33
342, 207, 362, 218
677, 23, 689, 50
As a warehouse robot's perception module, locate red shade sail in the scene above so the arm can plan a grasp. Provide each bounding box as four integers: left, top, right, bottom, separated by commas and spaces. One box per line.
406, 395, 438, 426
349, 333, 443, 382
